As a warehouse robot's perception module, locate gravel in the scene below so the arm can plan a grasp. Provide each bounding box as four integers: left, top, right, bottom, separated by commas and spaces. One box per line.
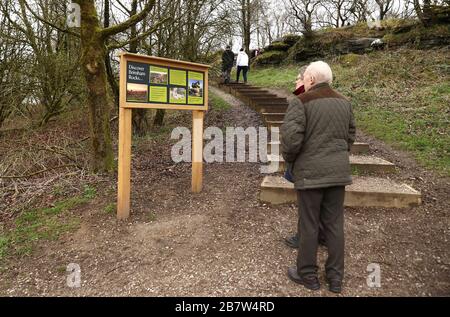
0, 87, 448, 297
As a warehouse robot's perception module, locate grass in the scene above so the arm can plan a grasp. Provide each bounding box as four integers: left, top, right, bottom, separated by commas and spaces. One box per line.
104, 203, 116, 214
209, 91, 231, 111
249, 48, 450, 175
0, 185, 97, 260
248, 65, 300, 89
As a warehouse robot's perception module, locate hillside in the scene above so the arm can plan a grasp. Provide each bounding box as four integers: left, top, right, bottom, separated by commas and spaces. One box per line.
248, 48, 449, 176
253, 19, 450, 66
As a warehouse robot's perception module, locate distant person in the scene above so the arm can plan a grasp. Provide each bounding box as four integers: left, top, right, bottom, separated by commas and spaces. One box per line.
236, 48, 249, 83
284, 65, 326, 250
221, 45, 235, 84
281, 61, 356, 294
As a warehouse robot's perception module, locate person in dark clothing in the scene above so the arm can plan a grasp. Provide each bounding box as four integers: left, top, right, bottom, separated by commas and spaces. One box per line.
281, 61, 356, 294
221, 46, 234, 84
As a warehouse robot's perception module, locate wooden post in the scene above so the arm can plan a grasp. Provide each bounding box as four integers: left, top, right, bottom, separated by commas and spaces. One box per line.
117, 109, 132, 219
192, 110, 204, 193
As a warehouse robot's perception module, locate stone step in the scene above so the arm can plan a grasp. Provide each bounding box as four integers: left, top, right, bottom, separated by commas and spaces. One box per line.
266, 154, 396, 174
267, 141, 370, 155
260, 175, 421, 207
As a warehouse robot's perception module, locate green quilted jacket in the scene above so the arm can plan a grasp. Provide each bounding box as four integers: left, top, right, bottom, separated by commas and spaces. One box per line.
280, 82, 356, 189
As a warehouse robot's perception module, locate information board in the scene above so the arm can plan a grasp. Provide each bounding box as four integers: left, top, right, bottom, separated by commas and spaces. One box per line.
122, 54, 207, 110
117, 53, 209, 219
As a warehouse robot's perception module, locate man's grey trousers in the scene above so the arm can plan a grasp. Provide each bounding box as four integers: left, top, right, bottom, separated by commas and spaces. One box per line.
297, 186, 345, 281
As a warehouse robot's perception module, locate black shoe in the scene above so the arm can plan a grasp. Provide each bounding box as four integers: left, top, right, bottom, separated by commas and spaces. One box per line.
287, 266, 320, 290
284, 234, 299, 249
327, 278, 342, 294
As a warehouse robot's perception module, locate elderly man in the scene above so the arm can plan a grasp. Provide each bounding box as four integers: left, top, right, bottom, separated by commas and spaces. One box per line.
284, 66, 326, 250
281, 61, 356, 293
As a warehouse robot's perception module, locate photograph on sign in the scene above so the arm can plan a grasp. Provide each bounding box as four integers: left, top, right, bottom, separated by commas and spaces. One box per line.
188, 71, 204, 105
170, 87, 187, 104
127, 83, 148, 102
150, 66, 168, 85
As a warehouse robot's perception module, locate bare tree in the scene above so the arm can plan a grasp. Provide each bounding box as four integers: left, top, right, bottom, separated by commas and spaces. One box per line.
287, 0, 321, 37
0, 5, 28, 128
375, 0, 395, 19
349, 0, 372, 22
319, 0, 354, 28
0, 0, 82, 126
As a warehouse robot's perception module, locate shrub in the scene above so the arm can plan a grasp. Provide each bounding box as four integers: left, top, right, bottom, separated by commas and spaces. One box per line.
253, 51, 288, 66
265, 42, 291, 52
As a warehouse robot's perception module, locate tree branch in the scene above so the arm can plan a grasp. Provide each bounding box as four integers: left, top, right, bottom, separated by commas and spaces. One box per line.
107, 16, 172, 51
100, 0, 156, 39
22, 0, 80, 38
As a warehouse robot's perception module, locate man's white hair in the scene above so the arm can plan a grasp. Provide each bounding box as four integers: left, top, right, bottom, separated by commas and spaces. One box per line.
305, 61, 333, 85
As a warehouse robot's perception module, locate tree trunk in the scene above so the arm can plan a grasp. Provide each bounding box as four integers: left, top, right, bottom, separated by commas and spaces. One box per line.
103, 0, 119, 109
128, 0, 150, 136
77, 1, 114, 173
153, 109, 165, 127
240, 0, 251, 55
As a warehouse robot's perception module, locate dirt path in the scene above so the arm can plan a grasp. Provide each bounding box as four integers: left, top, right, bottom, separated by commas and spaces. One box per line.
0, 87, 448, 296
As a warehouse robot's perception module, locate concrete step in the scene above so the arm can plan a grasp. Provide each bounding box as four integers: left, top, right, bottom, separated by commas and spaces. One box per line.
266, 120, 283, 128
267, 141, 370, 155
260, 175, 421, 207
266, 154, 396, 174
350, 142, 370, 154
266, 121, 284, 129
262, 113, 285, 122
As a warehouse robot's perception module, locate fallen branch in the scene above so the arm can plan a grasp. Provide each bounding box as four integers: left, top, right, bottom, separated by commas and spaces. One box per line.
0, 164, 80, 180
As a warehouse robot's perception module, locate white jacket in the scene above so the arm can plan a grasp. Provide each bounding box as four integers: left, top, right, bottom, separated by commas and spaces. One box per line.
236, 51, 249, 67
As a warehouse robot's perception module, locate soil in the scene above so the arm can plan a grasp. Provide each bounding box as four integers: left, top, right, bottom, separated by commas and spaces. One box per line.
0, 86, 448, 297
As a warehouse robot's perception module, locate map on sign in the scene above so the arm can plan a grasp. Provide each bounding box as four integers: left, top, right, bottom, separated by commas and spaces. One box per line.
126, 61, 205, 106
